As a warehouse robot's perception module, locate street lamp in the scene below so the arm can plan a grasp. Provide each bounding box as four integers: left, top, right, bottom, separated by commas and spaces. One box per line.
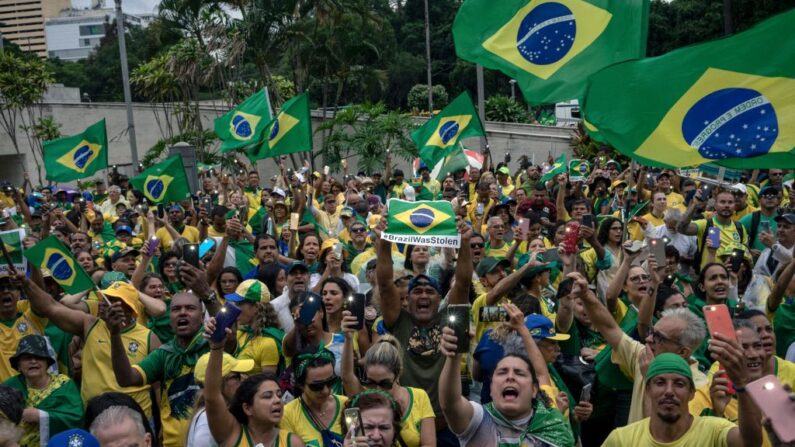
509, 79, 517, 100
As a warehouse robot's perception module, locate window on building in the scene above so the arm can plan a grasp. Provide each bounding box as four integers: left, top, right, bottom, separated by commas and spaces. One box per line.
79, 24, 104, 36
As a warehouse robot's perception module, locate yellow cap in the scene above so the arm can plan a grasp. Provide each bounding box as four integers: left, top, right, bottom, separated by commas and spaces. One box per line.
194, 352, 255, 383
321, 238, 340, 253
100, 281, 139, 317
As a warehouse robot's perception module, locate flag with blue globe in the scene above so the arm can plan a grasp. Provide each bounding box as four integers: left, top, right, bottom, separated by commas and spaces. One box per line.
215, 89, 272, 153
382, 200, 460, 248
43, 119, 108, 182
130, 156, 191, 204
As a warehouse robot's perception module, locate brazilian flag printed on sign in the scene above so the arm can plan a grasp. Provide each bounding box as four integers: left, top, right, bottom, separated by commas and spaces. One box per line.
215, 89, 272, 153
582, 8, 795, 168
382, 200, 460, 248
24, 236, 94, 294
130, 156, 191, 204
0, 229, 26, 273
43, 119, 108, 182
453, 0, 649, 104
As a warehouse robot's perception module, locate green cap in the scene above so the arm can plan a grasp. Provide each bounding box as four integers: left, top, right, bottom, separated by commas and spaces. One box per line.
645, 353, 693, 386
498, 166, 511, 175
476, 257, 510, 277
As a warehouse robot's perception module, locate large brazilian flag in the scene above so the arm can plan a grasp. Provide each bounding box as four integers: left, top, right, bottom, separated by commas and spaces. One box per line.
130, 156, 191, 204
24, 236, 94, 294
215, 89, 272, 153
582, 8, 795, 169
43, 119, 108, 182
453, 0, 649, 104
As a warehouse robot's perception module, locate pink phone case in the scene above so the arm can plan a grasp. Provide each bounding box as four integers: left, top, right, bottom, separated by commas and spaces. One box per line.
746, 375, 795, 443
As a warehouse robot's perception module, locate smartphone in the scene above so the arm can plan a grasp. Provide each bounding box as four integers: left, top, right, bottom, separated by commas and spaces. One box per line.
580, 383, 592, 402
581, 214, 594, 229
760, 221, 772, 234
332, 243, 343, 260
290, 212, 300, 231
707, 227, 721, 249
182, 243, 200, 268
323, 165, 330, 176
157, 204, 165, 219
541, 249, 561, 264
298, 293, 322, 326
685, 189, 696, 204
145, 237, 159, 257
446, 304, 471, 354
746, 375, 795, 443
649, 238, 666, 263
479, 306, 508, 323
562, 222, 580, 255
344, 408, 365, 437
344, 293, 366, 330
211, 302, 241, 343
730, 249, 744, 273
517, 218, 530, 241
202, 197, 212, 214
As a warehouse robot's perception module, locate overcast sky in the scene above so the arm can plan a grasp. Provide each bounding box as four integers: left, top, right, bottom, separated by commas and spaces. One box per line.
71, 0, 160, 14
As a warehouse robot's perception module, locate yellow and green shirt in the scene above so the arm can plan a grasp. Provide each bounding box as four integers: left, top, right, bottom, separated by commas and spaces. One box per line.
280, 395, 348, 447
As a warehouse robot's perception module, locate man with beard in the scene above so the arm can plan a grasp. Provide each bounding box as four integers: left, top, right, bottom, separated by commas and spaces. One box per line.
740, 185, 782, 255
69, 231, 91, 254
679, 188, 748, 270
0, 272, 47, 382
156, 205, 200, 250
603, 349, 761, 446
108, 291, 208, 447
243, 233, 280, 280
110, 248, 139, 279
529, 183, 557, 223
270, 261, 310, 333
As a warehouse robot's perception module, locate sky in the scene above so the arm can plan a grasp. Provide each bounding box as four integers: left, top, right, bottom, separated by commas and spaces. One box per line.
71, 0, 160, 14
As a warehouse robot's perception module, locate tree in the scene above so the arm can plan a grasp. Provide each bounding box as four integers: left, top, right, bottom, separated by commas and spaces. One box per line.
406, 84, 448, 113
485, 95, 529, 123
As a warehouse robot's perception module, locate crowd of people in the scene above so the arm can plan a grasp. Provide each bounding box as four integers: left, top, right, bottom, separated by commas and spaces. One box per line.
0, 152, 794, 447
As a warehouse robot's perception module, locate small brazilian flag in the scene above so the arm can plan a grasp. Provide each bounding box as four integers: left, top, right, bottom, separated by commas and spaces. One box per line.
0, 229, 25, 274
24, 236, 94, 294
582, 9, 795, 169
130, 156, 191, 204
215, 89, 272, 153
382, 199, 460, 248
540, 154, 567, 182
247, 93, 313, 161
453, 0, 649, 104
43, 119, 108, 182
412, 92, 485, 174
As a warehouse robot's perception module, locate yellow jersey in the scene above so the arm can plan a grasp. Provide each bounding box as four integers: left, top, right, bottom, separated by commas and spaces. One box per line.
280, 395, 348, 447
603, 415, 734, 447
0, 307, 47, 382
155, 225, 200, 250
400, 387, 435, 447
234, 426, 294, 447
236, 330, 280, 373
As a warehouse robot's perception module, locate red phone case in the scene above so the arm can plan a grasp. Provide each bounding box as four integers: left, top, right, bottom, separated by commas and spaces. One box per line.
703, 304, 736, 342
746, 375, 795, 443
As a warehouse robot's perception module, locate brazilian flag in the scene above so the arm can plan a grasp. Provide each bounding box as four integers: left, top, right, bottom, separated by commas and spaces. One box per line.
24, 236, 94, 294
582, 9, 795, 169
43, 119, 108, 182
412, 93, 485, 174
215, 89, 272, 153
453, 0, 649, 104
247, 93, 313, 161
540, 154, 567, 182
130, 156, 191, 204
382, 199, 460, 248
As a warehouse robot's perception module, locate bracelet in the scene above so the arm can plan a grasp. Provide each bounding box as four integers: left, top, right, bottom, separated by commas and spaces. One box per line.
210, 346, 224, 351
733, 385, 746, 393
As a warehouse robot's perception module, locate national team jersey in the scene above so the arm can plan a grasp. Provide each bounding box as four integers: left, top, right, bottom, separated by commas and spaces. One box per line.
280, 395, 348, 447
0, 307, 46, 382
603, 415, 734, 446
234, 426, 293, 447
400, 387, 435, 447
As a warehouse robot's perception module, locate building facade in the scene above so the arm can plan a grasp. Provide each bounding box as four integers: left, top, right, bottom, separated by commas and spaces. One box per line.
0, 0, 70, 57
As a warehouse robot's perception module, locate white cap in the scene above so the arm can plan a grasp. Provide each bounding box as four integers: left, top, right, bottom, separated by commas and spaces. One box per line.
403, 185, 416, 201
732, 183, 747, 194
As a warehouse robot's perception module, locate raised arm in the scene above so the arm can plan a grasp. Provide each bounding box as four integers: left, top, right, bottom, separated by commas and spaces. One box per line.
105, 302, 145, 387
637, 256, 661, 340
506, 303, 550, 386
449, 222, 473, 305
677, 188, 703, 236
604, 243, 640, 313
573, 272, 624, 349
340, 311, 364, 397
438, 327, 474, 435
768, 256, 795, 313
18, 270, 93, 337
375, 218, 400, 327
202, 318, 242, 445
486, 250, 541, 306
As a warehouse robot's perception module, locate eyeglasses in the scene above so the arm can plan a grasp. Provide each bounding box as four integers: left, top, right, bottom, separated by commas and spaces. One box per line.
762, 194, 779, 199
362, 378, 395, 390
650, 328, 681, 346
307, 376, 337, 392
627, 274, 651, 284
470, 242, 485, 249
0, 283, 17, 292
351, 227, 367, 233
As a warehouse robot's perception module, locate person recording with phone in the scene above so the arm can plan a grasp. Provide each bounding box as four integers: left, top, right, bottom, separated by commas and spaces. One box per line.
678, 188, 749, 270
341, 390, 403, 447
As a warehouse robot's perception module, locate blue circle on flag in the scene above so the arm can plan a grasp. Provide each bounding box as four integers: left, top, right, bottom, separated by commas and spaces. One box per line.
516, 2, 576, 65
74, 145, 93, 169
146, 179, 165, 200
269, 120, 280, 140
232, 115, 252, 138
439, 121, 460, 145
410, 208, 435, 228
46, 253, 73, 281
682, 87, 778, 160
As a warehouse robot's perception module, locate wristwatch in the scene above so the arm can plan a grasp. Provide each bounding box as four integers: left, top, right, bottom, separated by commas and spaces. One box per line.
203, 291, 218, 306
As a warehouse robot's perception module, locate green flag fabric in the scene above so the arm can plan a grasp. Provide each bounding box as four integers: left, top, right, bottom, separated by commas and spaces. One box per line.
229, 239, 258, 275
215, 89, 272, 153
247, 93, 313, 161
412, 92, 485, 174
43, 119, 108, 182
582, 8, 795, 169
427, 143, 470, 181
24, 236, 94, 294
568, 158, 590, 181
130, 156, 191, 204
0, 229, 26, 274
453, 0, 649, 104
383, 199, 460, 248
540, 154, 567, 182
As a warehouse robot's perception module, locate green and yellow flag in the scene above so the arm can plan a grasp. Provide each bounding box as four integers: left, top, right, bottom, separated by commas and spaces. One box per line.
383, 199, 460, 248
582, 9, 795, 169
247, 93, 313, 161
130, 156, 191, 204
0, 229, 25, 274
412, 93, 485, 174
43, 119, 108, 182
215, 89, 273, 153
453, 0, 649, 104
24, 236, 93, 294
540, 154, 567, 182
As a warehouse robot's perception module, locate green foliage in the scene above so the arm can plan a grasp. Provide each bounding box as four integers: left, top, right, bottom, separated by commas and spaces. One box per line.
569, 122, 628, 167
407, 84, 448, 112
29, 117, 62, 142
316, 103, 417, 173
485, 95, 529, 123
0, 52, 53, 110
142, 129, 219, 168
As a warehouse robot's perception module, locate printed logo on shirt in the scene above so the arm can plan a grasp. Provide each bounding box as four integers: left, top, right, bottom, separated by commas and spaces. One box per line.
128, 341, 139, 354
17, 322, 27, 333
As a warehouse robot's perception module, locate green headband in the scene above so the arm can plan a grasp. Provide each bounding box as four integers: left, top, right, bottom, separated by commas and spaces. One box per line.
295, 348, 335, 380
645, 353, 693, 386
350, 389, 400, 414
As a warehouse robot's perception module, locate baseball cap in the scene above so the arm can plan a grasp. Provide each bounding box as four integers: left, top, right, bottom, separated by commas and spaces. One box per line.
498, 166, 511, 175
99, 271, 127, 288
393, 169, 404, 178
340, 207, 355, 218
407, 274, 441, 294
760, 185, 781, 196
101, 281, 140, 317
775, 213, 795, 224
732, 183, 747, 195
47, 429, 100, 447
321, 238, 341, 253
168, 204, 184, 213
115, 225, 133, 235
476, 257, 510, 278
224, 279, 271, 304
194, 352, 254, 384
287, 261, 309, 274
111, 247, 140, 263
610, 180, 628, 191
524, 314, 570, 341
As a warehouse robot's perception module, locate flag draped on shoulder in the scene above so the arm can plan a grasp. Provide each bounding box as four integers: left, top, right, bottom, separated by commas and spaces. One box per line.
383, 199, 460, 248
582, 8, 795, 169
247, 93, 313, 161
130, 156, 190, 204
412, 92, 485, 176
540, 154, 567, 182
453, 0, 649, 104
215, 89, 272, 153
24, 236, 93, 294
43, 119, 108, 182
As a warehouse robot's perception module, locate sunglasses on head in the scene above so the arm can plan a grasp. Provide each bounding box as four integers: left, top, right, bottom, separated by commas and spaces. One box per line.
362, 378, 395, 390
307, 376, 337, 392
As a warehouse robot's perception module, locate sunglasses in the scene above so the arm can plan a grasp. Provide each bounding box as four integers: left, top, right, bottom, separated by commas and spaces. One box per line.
0, 283, 18, 292
470, 242, 485, 249
362, 378, 395, 390
351, 227, 367, 233
307, 376, 337, 392
164, 262, 179, 268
